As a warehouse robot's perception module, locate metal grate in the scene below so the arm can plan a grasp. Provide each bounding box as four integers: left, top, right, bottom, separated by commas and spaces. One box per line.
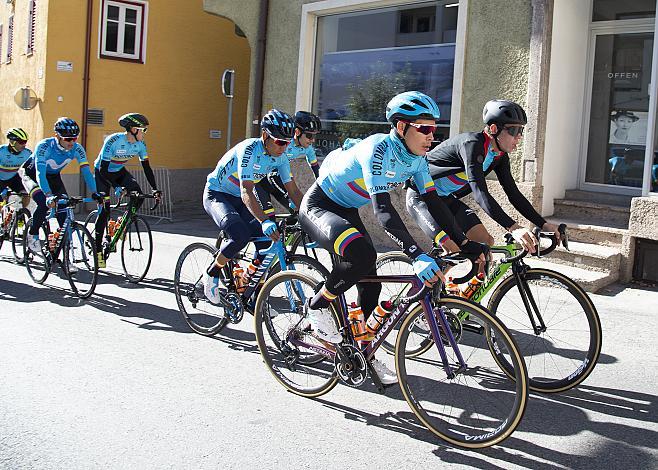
108, 164, 173, 223
87, 108, 104, 125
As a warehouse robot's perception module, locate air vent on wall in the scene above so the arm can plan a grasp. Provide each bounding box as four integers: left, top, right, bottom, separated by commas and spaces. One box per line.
87, 108, 104, 125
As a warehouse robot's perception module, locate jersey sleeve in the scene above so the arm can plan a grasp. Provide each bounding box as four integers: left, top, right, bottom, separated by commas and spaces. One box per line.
34, 142, 52, 194
236, 143, 257, 182
360, 152, 389, 198
75, 145, 97, 193
138, 141, 149, 162
495, 157, 546, 228
98, 135, 115, 161
411, 158, 436, 195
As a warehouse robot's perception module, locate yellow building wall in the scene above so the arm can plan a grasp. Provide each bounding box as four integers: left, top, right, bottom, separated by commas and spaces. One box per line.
0, 0, 50, 145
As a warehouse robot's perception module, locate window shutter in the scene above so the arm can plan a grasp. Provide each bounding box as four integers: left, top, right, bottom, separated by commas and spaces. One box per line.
0, 24, 3, 65
6, 15, 13, 63
27, 0, 36, 55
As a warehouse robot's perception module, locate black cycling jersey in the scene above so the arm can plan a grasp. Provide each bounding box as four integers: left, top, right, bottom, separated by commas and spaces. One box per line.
422, 131, 546, 229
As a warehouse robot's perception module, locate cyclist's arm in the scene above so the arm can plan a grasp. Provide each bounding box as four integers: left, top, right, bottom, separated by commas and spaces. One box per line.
240, 180, 270, 223
75, 146, 97, 193
283, 180, 303, 210
371, 192, 423, 259
494, 157, 546, 228
34, 145, 52, 195
140, 160, 158, 191
420, 190, 467, 246
306, 147, 320, 178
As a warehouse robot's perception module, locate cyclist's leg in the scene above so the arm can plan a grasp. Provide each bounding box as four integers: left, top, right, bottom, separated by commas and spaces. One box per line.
93, 168, 113, 251
405, 187, 465, 253
449, 197, 494, 246
23, 164, 47, 236
267, 173, 293, 212
254, 179, 276, 221
118, 170, 144, 210
47, 174, 68, 227
203, 189, 253, 267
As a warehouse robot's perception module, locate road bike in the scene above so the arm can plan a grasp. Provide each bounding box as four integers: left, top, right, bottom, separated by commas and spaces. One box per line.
23, 196, 98, 298
174, 217, 329, 337
376, 225, 602, 393
0, 189, 31, 263
84, 191, 158, 283
253, 254, 528, 448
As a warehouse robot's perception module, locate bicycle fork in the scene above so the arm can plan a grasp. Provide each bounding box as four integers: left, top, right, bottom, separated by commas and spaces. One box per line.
512, 263, 547, 335
422, 296, 467, 379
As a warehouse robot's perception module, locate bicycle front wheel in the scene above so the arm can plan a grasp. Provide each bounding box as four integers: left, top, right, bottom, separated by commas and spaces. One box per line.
121, 215, 153, 283
10, 208, 30, 263
487, 268, 602, 393
254, 271, 339, 397
65, 222, 98, 298
396, 299, 528, 448
174, 243, 229, 336
23, 218, 51, 284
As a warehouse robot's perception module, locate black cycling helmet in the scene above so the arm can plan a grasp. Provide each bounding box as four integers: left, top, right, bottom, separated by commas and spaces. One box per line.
119, 113, 149, 130
6, 128, 29, 141
294, 111, 322, 132
261, 109, 295, 140
54, 117, 80, 138
482, 100, 527, 126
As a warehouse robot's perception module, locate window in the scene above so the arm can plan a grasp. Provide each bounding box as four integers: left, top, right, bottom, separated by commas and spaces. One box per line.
6, 14, 13, 64
27, 0, 36, 55
311, 2, 458, 157
100, 0, 147, 62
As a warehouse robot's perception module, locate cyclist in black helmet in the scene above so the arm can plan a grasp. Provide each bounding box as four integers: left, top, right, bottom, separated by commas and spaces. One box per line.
92, 112, 161, 268
255, 110, 322, 218
406, 99, 561, 256
0, 128, 32, 208
202, 109, 306, 304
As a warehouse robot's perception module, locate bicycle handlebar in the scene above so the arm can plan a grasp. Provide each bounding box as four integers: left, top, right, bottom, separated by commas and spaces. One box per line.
501, 223, 568, 263
111, 190, 160, 211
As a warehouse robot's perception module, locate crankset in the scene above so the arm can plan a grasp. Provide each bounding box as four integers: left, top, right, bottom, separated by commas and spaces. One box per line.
222, 292, 244, 324
335, 344, 368, 388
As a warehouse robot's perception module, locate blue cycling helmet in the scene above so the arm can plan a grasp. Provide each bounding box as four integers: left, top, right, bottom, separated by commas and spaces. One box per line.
261, 109, 295, 140
54, 117, 80, 138
386, 91, 441, 124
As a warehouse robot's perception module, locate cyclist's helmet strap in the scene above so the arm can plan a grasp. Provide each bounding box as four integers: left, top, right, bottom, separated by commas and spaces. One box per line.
54, 117, 80, 138
261, 109, 295, 140
294, 111, 322, 133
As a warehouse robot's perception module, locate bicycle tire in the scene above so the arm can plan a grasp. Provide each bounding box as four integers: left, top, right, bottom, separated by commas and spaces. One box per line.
396, 299, 528, 448
254, 271, 339, 397
121, 215, 153, 283
174, 242, 229, 336
23, 218, 51, 284
65, 222, 98, 298
376, 252, 434, 357
487, 268, 602, 393
10, 208, 30, 263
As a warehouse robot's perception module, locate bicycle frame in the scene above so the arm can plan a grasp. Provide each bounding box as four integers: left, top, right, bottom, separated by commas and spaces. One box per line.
233, 236, 289, 301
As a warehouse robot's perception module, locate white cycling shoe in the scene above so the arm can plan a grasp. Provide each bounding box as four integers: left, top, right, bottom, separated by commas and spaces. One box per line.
303, 302, 342, 344
203, 273, 223, 305
371, 358, 398, 385
27, 235, 42, 253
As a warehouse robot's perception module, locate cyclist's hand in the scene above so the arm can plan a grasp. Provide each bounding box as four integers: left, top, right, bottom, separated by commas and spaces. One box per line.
261, 219, 279, 241
460, 239, 490, 270
91, 192, 105, 203
412, 253, 444, 287
288, 200, 296, 211
152, 189, 162, 201
542, 222, 562, 243
510, 226, 538, 254
46, 195, 58, 208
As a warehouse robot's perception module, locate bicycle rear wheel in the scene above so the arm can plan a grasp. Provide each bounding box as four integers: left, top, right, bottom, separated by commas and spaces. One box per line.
396, 299, 528, 448
121, 215, 153, 283
65, 222, 98, 298
254, 271, 339, 397
487, 268, 602, 393
174, 242, 229, 336
10, 208, 30, 263
23, 218, 51, 284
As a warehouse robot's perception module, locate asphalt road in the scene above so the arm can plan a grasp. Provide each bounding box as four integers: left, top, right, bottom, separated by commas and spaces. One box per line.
0, 216, 656, 469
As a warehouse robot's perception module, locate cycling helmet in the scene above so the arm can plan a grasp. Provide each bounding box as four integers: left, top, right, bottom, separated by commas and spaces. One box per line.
386, 91, 441, 124
294, 111, 322, 132
6, 128, 28, 141
261, 109, 295, 140
54, 117, 80, 138
482, 100, 527, 126
119, 112, 149, 130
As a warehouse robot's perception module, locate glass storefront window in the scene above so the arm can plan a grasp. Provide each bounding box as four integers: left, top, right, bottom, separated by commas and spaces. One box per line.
593, 0, 656, 21
311, 1, 458, 158
585, 32, 653, 188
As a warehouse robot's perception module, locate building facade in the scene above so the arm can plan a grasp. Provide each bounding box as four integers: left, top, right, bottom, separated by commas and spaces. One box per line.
0, 0, 251, 206
206, 0, 658, 287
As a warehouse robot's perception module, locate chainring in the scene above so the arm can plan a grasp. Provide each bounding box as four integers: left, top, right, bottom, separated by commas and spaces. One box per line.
335, 344, 368, 388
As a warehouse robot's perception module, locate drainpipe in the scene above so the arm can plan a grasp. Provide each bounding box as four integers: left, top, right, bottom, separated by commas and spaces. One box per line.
251, 0, 269, 136
80, 0, 93, 200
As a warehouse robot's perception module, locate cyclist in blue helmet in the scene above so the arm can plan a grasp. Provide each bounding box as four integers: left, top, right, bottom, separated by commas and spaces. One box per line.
298, 91, 488, 384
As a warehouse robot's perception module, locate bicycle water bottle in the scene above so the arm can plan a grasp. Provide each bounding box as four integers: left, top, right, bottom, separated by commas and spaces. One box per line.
365, 301, 394, 337
107, 219, 117, 237
460, 272, 485, 299
242, 259, 261, 283
3, 207, 13, 228
348, 303, 367, 340
232, 266, 246, 293
48, 228, 62, 251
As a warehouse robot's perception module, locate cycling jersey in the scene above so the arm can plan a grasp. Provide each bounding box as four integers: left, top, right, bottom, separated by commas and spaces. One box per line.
206, 138, 293, 197
318, 130, 435, 209
29, 137, 96, 195
0, 145, 32, 181
424, 132, 545, 229
94, 132, 148, 172
283, 141, 319, 169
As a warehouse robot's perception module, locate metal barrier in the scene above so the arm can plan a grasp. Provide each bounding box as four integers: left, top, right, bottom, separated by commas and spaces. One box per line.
109, 164, 173, 223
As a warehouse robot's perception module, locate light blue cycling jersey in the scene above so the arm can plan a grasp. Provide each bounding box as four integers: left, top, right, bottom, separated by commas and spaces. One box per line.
432, 141, 499, 197
283, 141, 318, 169
318, 130, 436, 208
94, 132, 148, 172
31, 137, 96, 194
206, 138, 293, 197
0, 145, 32, 181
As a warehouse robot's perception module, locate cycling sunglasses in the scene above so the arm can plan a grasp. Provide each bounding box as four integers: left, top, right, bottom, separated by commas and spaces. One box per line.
504, 126, 524, 137
303, 132, 318, 140
271, 137, 291, 147
134, 127, 148, 133
11, 138, 27, 145
61, 136, 78, 142
401, 121, 438, 135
